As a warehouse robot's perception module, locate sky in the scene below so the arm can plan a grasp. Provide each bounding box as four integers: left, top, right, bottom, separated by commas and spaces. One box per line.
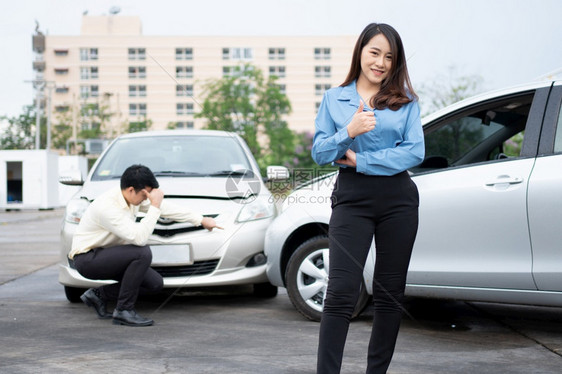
1, 0, 561, 118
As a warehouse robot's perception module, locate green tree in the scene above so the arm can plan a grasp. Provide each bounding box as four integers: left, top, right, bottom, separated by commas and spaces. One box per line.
128, 118, 152, 133
52, 107, 74, 151
196, 64, 294, 172
0, 105, 46, 150
418, 66, 484, 116
78, 102, 110, 139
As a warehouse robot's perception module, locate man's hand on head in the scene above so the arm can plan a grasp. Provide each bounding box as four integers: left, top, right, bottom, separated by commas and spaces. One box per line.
147, 188, 164, 209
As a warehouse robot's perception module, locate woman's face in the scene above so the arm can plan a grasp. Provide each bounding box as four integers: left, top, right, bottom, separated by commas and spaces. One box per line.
359, 33, 393, 88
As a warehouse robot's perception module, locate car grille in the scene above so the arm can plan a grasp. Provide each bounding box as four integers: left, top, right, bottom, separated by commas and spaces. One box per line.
152, 226, 205, 237
151, 259, 220, 277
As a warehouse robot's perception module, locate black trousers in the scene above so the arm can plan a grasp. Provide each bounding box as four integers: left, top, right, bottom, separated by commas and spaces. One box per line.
73, 245, 163, 311
317, 169, 419, 374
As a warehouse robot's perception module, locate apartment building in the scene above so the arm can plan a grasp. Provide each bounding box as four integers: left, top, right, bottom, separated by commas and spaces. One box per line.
36, 15, 355, 138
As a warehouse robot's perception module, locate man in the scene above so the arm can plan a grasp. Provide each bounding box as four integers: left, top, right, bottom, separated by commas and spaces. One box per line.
69, 164, 220, 327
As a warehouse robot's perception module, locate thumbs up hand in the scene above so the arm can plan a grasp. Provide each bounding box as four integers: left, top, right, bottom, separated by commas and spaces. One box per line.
347, 100, 376, 139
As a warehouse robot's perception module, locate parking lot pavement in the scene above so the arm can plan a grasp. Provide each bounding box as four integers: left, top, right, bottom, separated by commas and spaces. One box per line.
1, 209, 561, 373
0, 208, 64, 285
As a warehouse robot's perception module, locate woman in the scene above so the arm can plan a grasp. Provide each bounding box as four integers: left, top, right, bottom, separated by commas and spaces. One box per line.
312, 23, 424, 373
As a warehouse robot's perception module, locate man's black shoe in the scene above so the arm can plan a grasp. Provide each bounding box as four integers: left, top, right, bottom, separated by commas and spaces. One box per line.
112, 309, 154, 327
80, 288, 112, 319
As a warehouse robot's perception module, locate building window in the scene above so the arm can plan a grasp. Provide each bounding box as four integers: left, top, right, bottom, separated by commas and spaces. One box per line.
80, 48, 98, 61
176, 66, 193, 78
54, 68, 69, 75
128, 48, 146, 60
222, 47, 253, 60
176, 84, 193, 96
176, 121, 194, 129
54, 49, 68, 56
269, 48, 286, 60
315, 84, 331, 96
315, 66, 331, 78
128, 66, 146, 78
277, 84, 287, 95
81, 122, 100, 131
269, 66, 286, 78
175, 48, 193, 60
80, 85, 99, 98
222, 66, 235, 77
314, 48, 331, 60
55, 105, 69, 112
223, 65, 256, 78
80, 66, 98, 79
81, 103, 99, 115
129, 103, 147, 116
55, 86, 69, 94
315, 102, 321, 113
129, 85, 147, 97
176, 103, 194, 115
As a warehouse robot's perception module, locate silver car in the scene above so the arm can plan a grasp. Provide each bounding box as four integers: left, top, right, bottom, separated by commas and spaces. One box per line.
265, 80, 562, 321
59, 130, 288, 302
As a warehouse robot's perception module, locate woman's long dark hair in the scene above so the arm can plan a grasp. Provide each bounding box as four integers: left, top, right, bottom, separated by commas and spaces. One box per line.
341, 23, 417, 111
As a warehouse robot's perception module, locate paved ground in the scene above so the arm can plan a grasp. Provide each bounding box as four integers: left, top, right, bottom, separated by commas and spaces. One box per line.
1, 208, 561, 373
0, 208, 64, 285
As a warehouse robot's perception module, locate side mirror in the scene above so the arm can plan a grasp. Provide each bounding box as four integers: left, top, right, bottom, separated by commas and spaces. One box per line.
266, 165, 290, 181
59, 171, 84, 186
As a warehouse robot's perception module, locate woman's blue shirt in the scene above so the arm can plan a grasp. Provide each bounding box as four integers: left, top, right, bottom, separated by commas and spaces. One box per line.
312, 80, 425, 176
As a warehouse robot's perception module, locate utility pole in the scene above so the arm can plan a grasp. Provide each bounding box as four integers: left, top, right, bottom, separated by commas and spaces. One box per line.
34, 81, 42, 150
46, 83, 53, 150
32, 21, 46, 150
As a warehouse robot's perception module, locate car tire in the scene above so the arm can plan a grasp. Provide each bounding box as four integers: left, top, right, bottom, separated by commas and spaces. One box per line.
64, 286, 87, 303
285, 236, 370, 322
253, 282, 278, 298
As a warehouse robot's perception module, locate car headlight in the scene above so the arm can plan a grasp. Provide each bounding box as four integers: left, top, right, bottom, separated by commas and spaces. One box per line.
64, 197, 90, 224
236, 196, 276, 223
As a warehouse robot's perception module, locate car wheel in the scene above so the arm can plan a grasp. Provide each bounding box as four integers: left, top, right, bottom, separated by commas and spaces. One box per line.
64, 286, 87, 303
285, 236, 370, 322
253, 282, 278, 298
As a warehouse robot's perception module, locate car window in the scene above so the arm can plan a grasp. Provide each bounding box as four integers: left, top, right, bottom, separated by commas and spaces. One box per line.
554, 102, 562, 153
413, 94, 533, 173
91, 135, 252, 180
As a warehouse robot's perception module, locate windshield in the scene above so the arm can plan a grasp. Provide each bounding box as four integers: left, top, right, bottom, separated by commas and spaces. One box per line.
92, 135, 253, 180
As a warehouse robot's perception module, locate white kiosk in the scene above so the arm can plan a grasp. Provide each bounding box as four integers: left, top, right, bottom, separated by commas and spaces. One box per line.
0, 150, 60, 210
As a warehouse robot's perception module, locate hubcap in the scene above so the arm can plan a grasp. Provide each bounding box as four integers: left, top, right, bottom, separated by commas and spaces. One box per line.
296, 248, 329, 312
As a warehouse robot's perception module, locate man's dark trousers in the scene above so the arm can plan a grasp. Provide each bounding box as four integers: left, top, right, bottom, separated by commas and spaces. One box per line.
73, 244, 163, 310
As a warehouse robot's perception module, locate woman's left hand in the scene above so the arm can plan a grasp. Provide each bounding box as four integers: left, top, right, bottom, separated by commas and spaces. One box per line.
336, 149, 357, 167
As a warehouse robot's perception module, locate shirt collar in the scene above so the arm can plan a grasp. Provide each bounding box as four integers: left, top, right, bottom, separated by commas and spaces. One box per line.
338, 81, 357, 101
337, 80, 360, 107
114, 186, 130, 210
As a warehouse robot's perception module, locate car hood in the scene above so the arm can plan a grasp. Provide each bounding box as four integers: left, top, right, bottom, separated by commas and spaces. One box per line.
78, 176, 263, 201
74, 177, 267, 221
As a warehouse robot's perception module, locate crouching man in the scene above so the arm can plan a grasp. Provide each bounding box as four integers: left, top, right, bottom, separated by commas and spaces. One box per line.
69, 164, 220, 326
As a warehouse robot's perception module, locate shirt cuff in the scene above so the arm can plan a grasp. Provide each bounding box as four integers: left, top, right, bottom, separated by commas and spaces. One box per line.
145, 205, 161, 222
355, 153, 368, 174
335, 126, 355, 147
194, 214, 204, 227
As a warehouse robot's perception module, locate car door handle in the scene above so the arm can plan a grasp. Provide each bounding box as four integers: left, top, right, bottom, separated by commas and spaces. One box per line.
485, 175, 523, 187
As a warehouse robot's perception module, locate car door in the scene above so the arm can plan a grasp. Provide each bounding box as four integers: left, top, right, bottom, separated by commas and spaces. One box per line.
407, 87, 550, 290
527, 82, 562, 292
